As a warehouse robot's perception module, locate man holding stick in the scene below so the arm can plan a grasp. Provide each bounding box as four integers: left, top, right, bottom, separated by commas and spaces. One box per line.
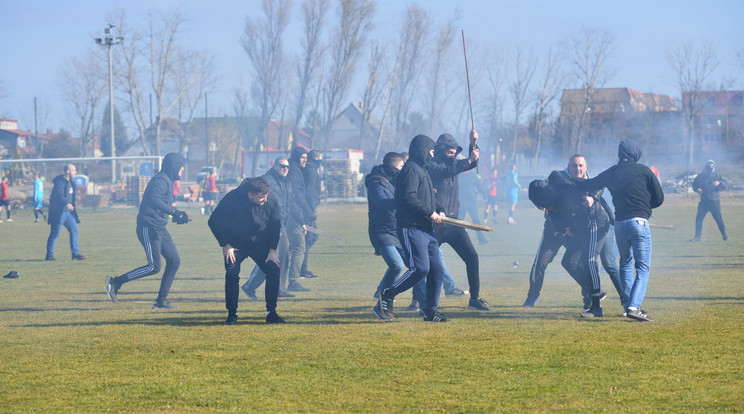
428, 129, 491, 311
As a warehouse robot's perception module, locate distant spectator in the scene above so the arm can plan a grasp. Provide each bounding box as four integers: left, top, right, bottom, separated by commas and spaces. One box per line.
690, 160, 728, 242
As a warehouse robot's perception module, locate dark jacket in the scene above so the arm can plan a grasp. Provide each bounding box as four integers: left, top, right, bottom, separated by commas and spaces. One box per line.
262, 167, 296, 227
137, 153, 184, 229
48, 173, 77, 226
208, 181, 282, 255
395, 135, 440, 231
287, 147, 313, 223
303, 157, 322, 212
365, 164, 402, 252
579, 139, 664, 221
546, 170, 610, 234
692, 165, 726, 201
428, 133, 477, 218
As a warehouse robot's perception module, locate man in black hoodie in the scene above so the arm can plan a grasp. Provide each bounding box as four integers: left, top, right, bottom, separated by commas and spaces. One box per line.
286, 146, 313, 292
690, 160, 728, 241
579, 140, 664, 322
46, 164, 87, 261
428, 129, 490, 311
208, 177, 285, 325
106, 153, 189, 309
378, 135, 448, 322
300, 149, 323, 279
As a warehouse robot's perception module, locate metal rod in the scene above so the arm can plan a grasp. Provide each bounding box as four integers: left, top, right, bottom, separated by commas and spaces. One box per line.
461, 29, 478, 173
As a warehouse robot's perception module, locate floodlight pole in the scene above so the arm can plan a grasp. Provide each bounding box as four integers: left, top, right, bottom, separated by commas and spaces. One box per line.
96, 25, 123, 183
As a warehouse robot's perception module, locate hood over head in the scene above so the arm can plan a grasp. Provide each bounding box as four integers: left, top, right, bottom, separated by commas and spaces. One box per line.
290, 146, 308, 164
617, 139, 642, 164
161, 153, 185, 181
704, 159, 716, 172
407, 134, 436, 167
434, 133, 463, 160
529, 179, 558, 209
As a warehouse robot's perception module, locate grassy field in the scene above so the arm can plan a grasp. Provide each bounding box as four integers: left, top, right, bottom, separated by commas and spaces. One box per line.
1, 194, 742, 413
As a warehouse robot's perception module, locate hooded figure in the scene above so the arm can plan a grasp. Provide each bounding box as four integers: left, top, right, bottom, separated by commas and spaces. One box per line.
690, 159, 728, 241
429, 133, 477, 218
618, 139, 642, 164
395, 135, 440, 232
106, 152, 189, 309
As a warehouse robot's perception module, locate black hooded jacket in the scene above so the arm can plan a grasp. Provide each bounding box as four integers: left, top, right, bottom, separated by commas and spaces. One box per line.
428, 133, 477, 218
365, 164, 402, 252
579, 139, 664, 221
303, 157, 322, 212
208, 180, 281, 255
545, 170, 610, 234
262, 167, 299, 227
692, 162, 726, 201
287, 147, 313, 223
395, 135, 440, 231
137, 153, 184, 229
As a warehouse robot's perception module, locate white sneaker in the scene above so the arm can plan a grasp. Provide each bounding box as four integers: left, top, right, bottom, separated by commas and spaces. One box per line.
6, 218, 13, 222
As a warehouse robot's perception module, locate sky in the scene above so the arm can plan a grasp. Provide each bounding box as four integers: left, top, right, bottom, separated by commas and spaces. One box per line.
1, 0, 742, 134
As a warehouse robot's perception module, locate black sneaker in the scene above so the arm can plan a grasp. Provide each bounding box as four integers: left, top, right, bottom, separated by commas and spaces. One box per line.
225, 314, 238, 325
106, 276, 119, 302
45, 255, 56, 261
241, 283, 257, 300
300, 272, 319, 279
423, 310, 449, 322
288, 282, 311, 292
445, 288, 467, 297
379, 288, 395, 320
522, 297, 539, 307
152, 300, 178, 310
372, 303, 390, 320
468, 297, 491, 311
580, 306, 604, 318
405, 300, 419, 311
72, 254, 88, 261
266, 311, 286, 324
626, 308, 653, 322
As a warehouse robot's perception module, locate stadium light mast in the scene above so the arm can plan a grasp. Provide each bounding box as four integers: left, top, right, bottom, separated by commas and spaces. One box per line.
95, 25, 123, 183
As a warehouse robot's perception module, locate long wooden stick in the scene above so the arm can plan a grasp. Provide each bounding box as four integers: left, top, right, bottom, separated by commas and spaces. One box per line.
441, 216, 492, 232
461, 29, 478, 174
305, 226, 347, 244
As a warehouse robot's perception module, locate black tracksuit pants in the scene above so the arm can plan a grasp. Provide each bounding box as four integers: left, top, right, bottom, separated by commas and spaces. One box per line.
526, 226, 565, 302
114, 226, 180, 302
224, 248, 280, 315
561, 220, 609, 296
434, 224, 481, 299
694, 198, 726, 238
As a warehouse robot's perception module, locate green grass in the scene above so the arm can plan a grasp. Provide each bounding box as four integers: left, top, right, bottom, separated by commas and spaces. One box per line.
1, 194, 742, 412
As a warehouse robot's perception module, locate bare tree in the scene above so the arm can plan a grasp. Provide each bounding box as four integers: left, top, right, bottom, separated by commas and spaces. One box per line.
359, 40, 390, 155
531, 46, 564, 161
667, 40, 719, 170
173, 48, 218, 154
425, 10, 460, 135
508, 43, 536, 162
59, 51, 107, 157
292, 0, 330, 145
561, 27, 615, 154
389, 5, 430, 139
320, 0, 375, 150
241, 0, 291, 175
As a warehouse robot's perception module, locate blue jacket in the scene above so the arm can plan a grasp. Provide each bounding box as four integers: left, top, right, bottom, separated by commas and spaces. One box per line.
48, 174, 76, 226
365, 164, 401, 253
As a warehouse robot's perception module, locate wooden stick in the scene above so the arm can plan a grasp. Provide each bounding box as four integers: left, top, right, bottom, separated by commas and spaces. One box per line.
440, 216, 492, 232
461, 29, 479, 174
649, 223, 676, 230
305, 226, 347, 244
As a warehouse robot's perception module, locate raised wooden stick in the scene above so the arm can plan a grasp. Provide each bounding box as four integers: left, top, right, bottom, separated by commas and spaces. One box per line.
441, 216, 492, 232
461, 29, 479, 174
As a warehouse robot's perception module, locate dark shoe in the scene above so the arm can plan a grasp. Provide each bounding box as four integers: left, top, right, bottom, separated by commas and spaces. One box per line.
372, 303, 390, 320
689, 237, 701, 242
241, 283, 257, 300
405, 300, 419, 311
72, 254, 88, 261
106, 276, 119, 302
300, 272, 319, 279
45, 255, 56, 261
522, 297, 539, 307
373, 290, 380, 299
3, 271, 19, 279
423, 310, 449, 322
626, 308, 653, 322
152, 300, 178, 310
379, 288, 395, 320
266, 311, 286, 324
278, 291, 295, 298
468, 297, 491, 311
224, 314, 238, 325
288, 282, 310, 292
723, 233, 728, 241
580, 306, 604, 318
445, 288, 467, 297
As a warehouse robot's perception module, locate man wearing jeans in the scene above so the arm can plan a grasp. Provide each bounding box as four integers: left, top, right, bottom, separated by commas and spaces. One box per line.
579, 140, 664, 321
45, 164, 87, 261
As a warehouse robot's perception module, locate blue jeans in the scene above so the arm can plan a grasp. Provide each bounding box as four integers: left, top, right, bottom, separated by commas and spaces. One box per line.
614, 218, 652, 310
46, 211, 79, 258
375, 245, 406, 296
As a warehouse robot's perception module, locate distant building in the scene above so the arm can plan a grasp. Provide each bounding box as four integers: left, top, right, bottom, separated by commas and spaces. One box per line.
328, 102, 381, 156
682, 90, 744, 158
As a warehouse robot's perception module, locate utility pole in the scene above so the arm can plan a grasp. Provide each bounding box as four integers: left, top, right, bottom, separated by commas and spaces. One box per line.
95, 25, 123, 183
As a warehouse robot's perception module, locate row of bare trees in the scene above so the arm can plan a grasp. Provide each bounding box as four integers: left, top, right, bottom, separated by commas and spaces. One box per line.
55, 0, 743, 179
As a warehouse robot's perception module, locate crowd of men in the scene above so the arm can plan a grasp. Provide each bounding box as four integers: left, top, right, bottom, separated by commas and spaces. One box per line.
11, 132, 732, 325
